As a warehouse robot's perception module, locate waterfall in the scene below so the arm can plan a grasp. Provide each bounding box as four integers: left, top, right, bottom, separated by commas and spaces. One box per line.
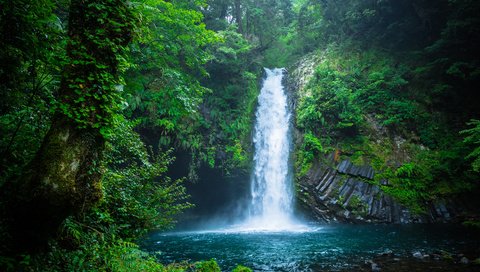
243, 68, 298, 231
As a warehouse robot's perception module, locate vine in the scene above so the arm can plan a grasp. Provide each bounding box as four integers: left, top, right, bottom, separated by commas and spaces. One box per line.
58, 0, 135, 136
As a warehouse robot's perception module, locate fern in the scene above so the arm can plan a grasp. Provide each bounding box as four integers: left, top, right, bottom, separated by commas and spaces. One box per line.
461, 119, 480, 172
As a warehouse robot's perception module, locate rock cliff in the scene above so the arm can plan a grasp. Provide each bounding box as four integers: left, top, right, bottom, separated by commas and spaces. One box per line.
287, 53, 469, 224
296, 154, 466, 223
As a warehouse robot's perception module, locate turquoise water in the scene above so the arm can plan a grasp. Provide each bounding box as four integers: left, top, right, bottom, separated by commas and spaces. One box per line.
142, 224, 479, 271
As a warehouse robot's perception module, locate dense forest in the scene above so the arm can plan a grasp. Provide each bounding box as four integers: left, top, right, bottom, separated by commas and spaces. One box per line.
0, 0, 479, 271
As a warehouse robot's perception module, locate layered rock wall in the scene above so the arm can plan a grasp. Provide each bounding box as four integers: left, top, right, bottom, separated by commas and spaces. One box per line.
297, 155, 466, 223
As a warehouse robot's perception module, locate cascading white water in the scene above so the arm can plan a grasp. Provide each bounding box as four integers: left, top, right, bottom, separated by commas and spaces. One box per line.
242, 68, 299, 231
190, 68, 309, 233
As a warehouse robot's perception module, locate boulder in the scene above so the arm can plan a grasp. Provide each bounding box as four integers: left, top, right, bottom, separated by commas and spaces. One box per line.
412, 251, 423, 259
371, 262, 381, 272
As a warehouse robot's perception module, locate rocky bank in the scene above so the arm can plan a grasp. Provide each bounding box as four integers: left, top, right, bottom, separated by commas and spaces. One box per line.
296, 154, 465, 223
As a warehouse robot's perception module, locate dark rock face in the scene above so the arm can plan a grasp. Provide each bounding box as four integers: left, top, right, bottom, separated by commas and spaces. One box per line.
297, 155, 414, 223
337, 160, 375, 180
297, 155, 463, 223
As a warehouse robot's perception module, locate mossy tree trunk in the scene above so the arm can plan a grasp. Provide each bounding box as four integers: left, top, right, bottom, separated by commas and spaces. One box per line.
5, 0, 134, 252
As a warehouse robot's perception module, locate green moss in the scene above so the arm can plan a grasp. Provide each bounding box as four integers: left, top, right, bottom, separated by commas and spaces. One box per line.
348, 195, 364, 209
330, 188, 340, 199
440, 250, 454, 261
195, 259, 221, 272
337, 195, 345, 206
463, 220, 480, 229
232, 265, 253, 272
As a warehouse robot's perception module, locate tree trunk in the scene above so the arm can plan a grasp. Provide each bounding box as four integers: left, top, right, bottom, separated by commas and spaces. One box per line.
3, 0, 133, 252
10, 117, 104, 250
219, 0, 228, 19
235, 0, 243, 33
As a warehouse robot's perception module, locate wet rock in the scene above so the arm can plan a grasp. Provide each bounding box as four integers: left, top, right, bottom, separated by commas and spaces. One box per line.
337, 160, 375, 180
378, 249, 394, 257
299, 160, 417, 223
433, 202, 451, 221
296, 149, 466, 223
371, 262, 381, 271
413, 251, 423, 259
355, 215, 365, 221
337, 160, 351, 174
394, 135, 406, 148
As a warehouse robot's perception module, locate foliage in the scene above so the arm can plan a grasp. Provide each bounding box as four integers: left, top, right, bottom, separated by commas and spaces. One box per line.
101, 117, 193, 237
289, 0, 448, 55
378, 161, 432, 214
303, 132, 324, 155
25, 231, 166, 272
212, 27, 253, 70
197, 27, 260, 173
4, 116, 194, 271
0, 0, 140, 255
297, 58, 364, 135
58, 0, 135, 133
194, 259, 221, 272
420, 0, 480, 122
0, 0, 64, 186
463, 220, 480, 229
232, 265, 253, 272
295, 48, 421, 183
122, 0, 220, 179
461, 119, 480, 172
295, 132, 329, 176
0, 0, 64, 114
203, 0, 293, 47
0, 0, 220, 269
0, 97, 52, 187
119, 0, 261, 178
18, 230, 233, 271
225, 141, 248, 168
347, 195, 367, 216
200, 69, 258, 172
124, 0, 218, 142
